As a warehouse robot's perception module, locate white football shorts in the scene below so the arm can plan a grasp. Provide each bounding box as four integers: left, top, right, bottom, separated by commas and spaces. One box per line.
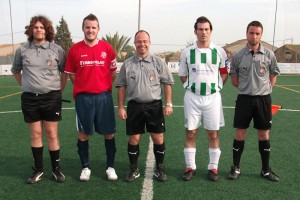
184, 90, 225, 131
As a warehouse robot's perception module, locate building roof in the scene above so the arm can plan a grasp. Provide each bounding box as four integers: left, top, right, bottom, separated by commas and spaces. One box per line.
0, 44, 21, 56
280, 44, 300, 53
223, 39, 278, 53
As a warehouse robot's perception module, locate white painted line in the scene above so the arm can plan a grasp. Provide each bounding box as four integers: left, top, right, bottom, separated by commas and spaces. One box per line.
141, 137, 155, 200
0, 110, 22, 114
1, 106, 300, 114
0, 107, 74, 114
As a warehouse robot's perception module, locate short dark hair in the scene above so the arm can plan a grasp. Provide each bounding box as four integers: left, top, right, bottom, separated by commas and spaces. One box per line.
134, 30, 150, 41
194, 16, 213, 31
246, 21, 263, 33
82, 13, 99, 29
25, 15, 54, 42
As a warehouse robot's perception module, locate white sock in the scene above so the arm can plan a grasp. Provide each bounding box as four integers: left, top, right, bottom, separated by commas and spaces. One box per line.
184, 148, 196, 170
208, 148, 221, 170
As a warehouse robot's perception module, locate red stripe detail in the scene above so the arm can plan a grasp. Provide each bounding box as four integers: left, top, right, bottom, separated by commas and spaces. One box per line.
210, 168, 218, 174
219, 67, 228, 74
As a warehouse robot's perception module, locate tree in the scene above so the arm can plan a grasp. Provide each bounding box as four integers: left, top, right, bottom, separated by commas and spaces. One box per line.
165, 52, 174, 63
102, 32, 131, 62
123, 45, 135, 59
55, 16, 73, 53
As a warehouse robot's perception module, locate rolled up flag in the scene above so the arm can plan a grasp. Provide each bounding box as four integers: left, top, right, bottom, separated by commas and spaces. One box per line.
271, 104, 282, 115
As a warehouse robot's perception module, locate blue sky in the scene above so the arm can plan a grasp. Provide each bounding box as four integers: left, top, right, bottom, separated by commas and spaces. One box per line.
0, 0, 299, 52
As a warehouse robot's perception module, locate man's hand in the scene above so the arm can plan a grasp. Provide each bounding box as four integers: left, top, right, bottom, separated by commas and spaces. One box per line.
118, 107, 127, 120
164, 106, 173, 116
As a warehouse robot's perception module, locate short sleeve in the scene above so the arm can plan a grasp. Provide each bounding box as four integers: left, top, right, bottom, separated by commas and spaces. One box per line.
229, 55, 239, 76
157, 58, 174, 85
108, 45, 117, 72
270, 52, 280, 75
219, 47, 229, 74
178, 49, 187, 76
115, 62, 127, 87
11, 48, 23, 73
57, 47, 66, 72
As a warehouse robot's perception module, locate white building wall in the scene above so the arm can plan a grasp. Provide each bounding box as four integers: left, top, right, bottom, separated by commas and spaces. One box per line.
278, 63, 300, 74
1, 63, 299, 75
0, 65, 12, 75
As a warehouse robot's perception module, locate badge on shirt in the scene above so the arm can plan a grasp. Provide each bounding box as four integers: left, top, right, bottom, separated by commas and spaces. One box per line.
259, 66, 265, 75
47, 59, 53, 67
101, 52, 107, 58
259, 61, 267, 76
149, 74, 156, 81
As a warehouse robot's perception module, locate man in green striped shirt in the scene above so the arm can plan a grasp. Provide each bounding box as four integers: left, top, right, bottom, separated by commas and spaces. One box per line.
178, 16, 228, 181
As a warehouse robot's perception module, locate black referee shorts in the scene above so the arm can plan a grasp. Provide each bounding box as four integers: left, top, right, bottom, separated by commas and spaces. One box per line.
21, 90, 62, 123
126, 100, 165, 135
233, 94, 272, 130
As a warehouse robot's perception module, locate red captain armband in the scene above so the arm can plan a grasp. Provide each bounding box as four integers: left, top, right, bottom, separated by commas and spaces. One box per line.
219, 67, 228, 74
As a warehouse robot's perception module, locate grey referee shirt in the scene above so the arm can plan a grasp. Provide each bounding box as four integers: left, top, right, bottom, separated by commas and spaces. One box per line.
229, 44, 280, 96
116, 54, 174, 103
11, 41, 65, 94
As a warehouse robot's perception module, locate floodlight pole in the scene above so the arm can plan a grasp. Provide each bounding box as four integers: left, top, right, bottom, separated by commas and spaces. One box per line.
9, 0, 15, 53
138, 0, 141, 31
272, 0, 278, 51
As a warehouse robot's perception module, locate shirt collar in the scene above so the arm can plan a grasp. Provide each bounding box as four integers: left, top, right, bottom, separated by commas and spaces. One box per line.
133, 53, 152, 63
83, 38, 99, 46
191, 41, 216, 50
29, 41, 50, 49
246, 43, 265, 55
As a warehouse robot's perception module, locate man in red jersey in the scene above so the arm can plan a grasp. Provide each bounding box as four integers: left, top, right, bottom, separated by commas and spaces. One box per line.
64, 14, 118, 182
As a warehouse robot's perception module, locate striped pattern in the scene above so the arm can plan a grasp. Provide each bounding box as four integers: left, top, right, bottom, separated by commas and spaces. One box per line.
179, 43, 227, 96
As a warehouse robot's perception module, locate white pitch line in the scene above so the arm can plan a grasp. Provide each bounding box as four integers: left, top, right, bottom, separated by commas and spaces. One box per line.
0, 110, 22, 114
0, 107, 74, 114
1, 106, 300, 114
141, 137, 155, 200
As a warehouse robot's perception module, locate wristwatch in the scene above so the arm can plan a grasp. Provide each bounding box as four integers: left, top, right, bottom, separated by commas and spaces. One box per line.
165, 103, 173, 107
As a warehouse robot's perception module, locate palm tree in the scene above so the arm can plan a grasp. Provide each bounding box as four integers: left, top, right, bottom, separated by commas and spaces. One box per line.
102, 32, 131, 62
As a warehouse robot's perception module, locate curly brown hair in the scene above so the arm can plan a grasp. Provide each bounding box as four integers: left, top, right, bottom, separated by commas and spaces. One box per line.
25, 15, 55, 42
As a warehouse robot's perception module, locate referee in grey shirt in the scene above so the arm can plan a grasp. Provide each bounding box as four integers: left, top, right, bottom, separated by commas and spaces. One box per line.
116, 30, 174, 182
11, 15, 67, 184
228, 21, 280, 182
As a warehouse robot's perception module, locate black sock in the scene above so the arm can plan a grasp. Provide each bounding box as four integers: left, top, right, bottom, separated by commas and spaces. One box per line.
153, 143, 165, 168
128, 143, 139, 169
31, 146, 43, 172
105, 138, 116, 169
77, 139, 90, 169
49, 149, 60, 171
259, 140, 270, 171
232, 139, 244, 167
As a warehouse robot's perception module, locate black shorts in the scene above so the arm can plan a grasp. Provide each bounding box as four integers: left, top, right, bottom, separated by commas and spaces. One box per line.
126, 100, 165, 135
21, 90, 62, 123
233, 94, 272, 130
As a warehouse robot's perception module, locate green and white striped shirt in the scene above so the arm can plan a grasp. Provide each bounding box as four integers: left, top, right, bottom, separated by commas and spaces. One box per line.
179, 42, 228, 96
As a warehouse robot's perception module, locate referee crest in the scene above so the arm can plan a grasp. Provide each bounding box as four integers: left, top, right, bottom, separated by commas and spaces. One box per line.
149, 74, 156, 81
